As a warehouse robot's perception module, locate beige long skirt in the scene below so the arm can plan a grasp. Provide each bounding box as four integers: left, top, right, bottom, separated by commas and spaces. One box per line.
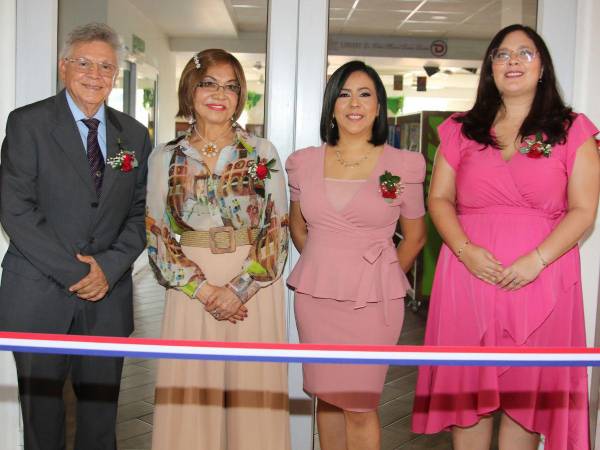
151, 245, 290, 450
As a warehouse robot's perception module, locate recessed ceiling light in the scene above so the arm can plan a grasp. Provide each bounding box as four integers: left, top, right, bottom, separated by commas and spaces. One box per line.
432, 15, 447, 20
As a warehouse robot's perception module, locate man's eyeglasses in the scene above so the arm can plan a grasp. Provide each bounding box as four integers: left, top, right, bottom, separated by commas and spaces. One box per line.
196, 80, 241, 95
64, 57, 117, 77
490, 48, 538, 65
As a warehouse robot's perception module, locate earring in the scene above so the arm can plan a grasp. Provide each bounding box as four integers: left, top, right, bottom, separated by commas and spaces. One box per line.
330, 115, 336, 129
187, 116, 196, 125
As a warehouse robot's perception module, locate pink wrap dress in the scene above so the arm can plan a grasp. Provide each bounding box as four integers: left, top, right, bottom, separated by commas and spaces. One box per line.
412, 113, 598, 450
286, 144, 426, 411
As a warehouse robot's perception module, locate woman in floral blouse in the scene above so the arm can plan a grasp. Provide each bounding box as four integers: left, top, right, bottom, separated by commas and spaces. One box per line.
146, 49, 290, 450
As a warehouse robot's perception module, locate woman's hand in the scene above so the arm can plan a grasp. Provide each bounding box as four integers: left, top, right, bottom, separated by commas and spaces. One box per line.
496, 251, 544, 290
205, 285, 247, 323
460, 244, 504, 285
197, 284, 248, 323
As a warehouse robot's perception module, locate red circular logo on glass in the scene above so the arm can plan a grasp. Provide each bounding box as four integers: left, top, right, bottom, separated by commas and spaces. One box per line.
430, 40, 448, 57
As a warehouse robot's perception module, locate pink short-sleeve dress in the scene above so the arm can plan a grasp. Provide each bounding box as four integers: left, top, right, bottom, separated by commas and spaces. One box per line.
286, 144, 426, 411
412, 113, 598, 450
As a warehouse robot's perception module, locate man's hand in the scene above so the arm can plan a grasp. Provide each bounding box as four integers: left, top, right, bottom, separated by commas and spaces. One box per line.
68, 254, 109, 301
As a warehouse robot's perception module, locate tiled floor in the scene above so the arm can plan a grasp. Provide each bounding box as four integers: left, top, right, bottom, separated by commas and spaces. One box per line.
66, 264, 459, 449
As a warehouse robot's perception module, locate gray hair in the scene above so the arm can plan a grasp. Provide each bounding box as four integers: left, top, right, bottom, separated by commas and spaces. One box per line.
60, 22, 123, 62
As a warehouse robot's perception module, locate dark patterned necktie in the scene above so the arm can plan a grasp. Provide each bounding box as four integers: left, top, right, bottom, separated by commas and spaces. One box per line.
82, 118, 105, 194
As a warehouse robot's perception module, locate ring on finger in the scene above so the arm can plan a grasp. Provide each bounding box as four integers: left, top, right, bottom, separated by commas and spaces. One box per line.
212, 311, 221, 319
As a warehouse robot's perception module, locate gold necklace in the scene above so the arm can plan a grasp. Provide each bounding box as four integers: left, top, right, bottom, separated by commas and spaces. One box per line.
335, 147, 372, 168
193, 124, 233, 158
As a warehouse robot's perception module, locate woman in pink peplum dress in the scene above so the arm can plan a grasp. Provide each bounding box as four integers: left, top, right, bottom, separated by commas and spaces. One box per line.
286, 61, 427, 450
412, 25, 600, 450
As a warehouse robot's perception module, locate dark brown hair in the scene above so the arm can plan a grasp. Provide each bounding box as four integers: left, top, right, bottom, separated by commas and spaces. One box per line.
177, 49, 247, 121
456, 24, 572, 148
320, 60, 388, 146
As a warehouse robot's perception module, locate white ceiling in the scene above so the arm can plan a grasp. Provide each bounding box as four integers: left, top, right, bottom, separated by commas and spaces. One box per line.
329, 0, 537, 39
128, 0, 239, 37
129, 0, 536, 40
139, 0, 536, 94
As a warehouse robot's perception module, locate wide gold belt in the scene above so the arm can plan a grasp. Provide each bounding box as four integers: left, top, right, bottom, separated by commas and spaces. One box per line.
180, 226, 259, 254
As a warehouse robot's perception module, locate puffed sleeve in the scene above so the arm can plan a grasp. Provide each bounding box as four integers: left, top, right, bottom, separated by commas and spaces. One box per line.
437, 114, 464, 172
226, 138, 289, 303
285, 150, 302, 202
145, 144, 207, 298
399, 150, 426, 219
565, 113, 599, 176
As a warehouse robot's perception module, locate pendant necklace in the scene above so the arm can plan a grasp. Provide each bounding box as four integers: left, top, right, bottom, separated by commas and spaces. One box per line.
193, 124, 233, 158
335, 147, 373, 168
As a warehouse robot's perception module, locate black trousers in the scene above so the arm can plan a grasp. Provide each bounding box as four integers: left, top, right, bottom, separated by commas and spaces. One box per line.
13, 309, 124, 450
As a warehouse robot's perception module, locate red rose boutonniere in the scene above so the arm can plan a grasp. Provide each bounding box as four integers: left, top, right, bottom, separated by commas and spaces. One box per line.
248, 158, 278, 181
379, 170, 403, 203
107, 140, 139, 172
519, 132, 552, 159
237, 132, 278, 181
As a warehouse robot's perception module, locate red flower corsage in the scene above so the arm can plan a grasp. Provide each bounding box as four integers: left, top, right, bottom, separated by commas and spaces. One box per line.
107, 140, 138, 172
379, 170, 403, 203
248, 158, 278, 181
519, 132, 552, 158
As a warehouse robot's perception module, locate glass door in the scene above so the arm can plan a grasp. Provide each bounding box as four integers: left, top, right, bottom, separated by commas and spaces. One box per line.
134, 62, 158, 147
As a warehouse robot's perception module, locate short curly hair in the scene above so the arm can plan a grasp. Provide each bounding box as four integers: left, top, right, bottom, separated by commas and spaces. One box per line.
177, 49, 247, 121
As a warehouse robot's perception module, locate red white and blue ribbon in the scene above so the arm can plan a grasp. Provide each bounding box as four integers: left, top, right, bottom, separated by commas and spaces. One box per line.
1, 332, 599, 366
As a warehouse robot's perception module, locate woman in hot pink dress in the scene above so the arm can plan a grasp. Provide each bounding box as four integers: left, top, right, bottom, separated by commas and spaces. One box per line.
287, 61, 426, 450
412, 25, 600, 450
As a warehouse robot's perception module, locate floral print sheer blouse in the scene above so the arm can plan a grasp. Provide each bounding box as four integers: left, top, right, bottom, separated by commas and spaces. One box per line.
146, 128, 289, 303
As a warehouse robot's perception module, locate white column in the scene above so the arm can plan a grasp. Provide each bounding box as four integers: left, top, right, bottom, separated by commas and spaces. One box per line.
3, 2, 59, 448
266, 1, 329, 448
572, 2, 600, 446
264, 2, 307, 449
0, 2, 20, 449
541, 0, 600, 447
536, 0, 577, 103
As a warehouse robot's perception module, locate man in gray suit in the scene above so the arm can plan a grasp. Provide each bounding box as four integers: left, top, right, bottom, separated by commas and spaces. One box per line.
0, 23, 151, 450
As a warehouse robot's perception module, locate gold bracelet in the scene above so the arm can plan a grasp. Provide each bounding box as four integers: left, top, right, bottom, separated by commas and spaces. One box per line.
535, 247, 548, 267
456, 240, 470, 261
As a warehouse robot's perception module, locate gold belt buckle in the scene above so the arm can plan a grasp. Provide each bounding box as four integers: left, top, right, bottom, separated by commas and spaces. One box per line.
208, 226, 236, 254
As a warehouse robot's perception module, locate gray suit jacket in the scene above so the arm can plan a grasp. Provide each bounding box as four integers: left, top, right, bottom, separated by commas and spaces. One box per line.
0, 89, 151, 337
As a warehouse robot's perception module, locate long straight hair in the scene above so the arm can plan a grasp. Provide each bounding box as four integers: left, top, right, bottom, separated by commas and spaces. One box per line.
456, 24, 572, 148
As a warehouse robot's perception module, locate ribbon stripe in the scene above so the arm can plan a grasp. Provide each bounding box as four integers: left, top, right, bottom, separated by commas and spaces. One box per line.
1, 332, 600, 366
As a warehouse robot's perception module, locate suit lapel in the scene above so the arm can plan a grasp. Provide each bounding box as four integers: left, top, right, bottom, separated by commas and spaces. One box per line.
100, 107, 124, 203
50, 90, 96, 196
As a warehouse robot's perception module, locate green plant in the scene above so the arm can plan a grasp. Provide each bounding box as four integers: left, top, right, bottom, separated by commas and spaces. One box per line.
245, 91, 263, 110
387, 96, 404, 116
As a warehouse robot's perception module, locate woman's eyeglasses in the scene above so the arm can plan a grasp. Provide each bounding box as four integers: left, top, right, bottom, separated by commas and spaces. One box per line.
490, 48, 538, 65
196, 80, 241, 95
